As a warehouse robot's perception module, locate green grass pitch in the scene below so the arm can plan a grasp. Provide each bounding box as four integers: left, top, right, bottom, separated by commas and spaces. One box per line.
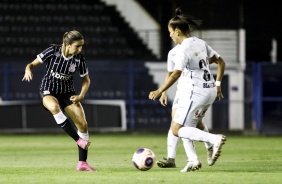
0, 133, 281, 184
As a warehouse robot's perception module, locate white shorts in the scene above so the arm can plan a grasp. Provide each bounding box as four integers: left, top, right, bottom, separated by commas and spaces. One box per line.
173, 86, 216, 127
172, 89, 192, 109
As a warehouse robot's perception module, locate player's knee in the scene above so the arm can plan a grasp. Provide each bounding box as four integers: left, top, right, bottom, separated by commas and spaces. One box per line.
43, 97, 61, 114
171, 122, 180, 137
171, 129, 178, 136
45, 103, 61, 114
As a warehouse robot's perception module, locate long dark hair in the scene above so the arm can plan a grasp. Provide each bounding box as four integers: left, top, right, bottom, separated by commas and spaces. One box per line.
168, 7, 202, 34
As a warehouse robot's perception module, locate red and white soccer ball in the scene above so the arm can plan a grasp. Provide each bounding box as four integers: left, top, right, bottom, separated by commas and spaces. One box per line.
132, 148, 156, 171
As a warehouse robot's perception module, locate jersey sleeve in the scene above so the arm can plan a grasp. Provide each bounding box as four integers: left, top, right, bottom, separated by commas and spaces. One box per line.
167, 49, 175, 72
206, 43, 220, 58
173, 45, 188, 71
37, 46, 55, 63
78, 55, 89, 77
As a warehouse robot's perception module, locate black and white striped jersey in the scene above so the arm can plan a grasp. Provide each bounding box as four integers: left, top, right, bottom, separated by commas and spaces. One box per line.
37, 46, 88, 94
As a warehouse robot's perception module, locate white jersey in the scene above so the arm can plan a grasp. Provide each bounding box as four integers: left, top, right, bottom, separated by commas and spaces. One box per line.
172, 37, 220, 126
167, 44, 190, 91
173, 36, 220, 91
167, 44, 179, 72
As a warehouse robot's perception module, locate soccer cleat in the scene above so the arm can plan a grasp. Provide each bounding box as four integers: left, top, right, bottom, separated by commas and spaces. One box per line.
76, 161, 96, 172
180, 159, 202, 172
209, 134, 226, 166
156, 157, 176, 168
76, 137, 91, 150
207, 147, 213, 166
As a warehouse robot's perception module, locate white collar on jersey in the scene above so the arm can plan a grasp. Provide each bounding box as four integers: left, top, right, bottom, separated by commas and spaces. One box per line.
61, 52, 74, 60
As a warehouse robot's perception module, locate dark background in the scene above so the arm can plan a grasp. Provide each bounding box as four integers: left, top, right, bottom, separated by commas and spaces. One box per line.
0, 0, 281, 62
137, 0, 281, 62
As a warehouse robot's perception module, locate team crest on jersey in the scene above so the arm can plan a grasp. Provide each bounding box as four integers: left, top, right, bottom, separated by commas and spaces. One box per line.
69, 63, 76, 72
55, 52, 60, 57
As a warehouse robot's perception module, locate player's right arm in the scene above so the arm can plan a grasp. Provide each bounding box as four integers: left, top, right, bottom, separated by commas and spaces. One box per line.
159, 72, 173, 106
160, 47, 176, 106
22, 58, 42, 82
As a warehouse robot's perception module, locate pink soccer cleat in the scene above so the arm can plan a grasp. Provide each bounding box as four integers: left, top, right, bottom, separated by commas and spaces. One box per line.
76, 161, 96, 172
76, 137, 91, 150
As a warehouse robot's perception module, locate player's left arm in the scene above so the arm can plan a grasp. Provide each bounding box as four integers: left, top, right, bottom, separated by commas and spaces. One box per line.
209, 55, 226, 100
70, 74, 90, 104
210, 56, 225, 81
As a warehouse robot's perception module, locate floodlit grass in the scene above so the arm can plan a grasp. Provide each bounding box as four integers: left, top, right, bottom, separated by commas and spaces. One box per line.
0, 133, 282, 184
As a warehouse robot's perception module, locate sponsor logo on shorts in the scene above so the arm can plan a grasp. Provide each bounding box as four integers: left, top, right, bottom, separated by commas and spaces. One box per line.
173, 99, 179, 105
43, 90, 50, 95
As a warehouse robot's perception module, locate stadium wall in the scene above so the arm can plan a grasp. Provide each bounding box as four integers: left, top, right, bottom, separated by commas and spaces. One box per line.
0, 61, 282, 134
101, 0, 161, 59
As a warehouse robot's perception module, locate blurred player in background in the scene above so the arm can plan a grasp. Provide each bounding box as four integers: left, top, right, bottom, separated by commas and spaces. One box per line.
22, 30, 96, 172
149, 7, 226, 172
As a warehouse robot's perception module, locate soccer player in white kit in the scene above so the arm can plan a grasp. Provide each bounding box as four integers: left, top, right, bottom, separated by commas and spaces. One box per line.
156, 44, 214, 168
149, 8, 226, 172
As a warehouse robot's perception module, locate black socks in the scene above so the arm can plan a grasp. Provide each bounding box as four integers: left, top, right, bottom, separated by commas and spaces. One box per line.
59, 119, 88, 161
59, 120, 79, 141
78, 146, 88, 161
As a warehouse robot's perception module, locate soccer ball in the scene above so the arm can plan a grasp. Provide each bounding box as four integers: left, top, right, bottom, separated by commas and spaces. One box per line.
132, 148, 156, 171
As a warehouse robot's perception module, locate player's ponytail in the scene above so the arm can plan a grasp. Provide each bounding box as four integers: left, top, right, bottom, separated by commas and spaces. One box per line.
169, 7, 202, 34
175, 7, 183, 16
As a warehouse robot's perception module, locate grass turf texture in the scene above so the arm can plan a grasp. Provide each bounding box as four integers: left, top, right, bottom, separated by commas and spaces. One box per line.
0, 133, 282, 184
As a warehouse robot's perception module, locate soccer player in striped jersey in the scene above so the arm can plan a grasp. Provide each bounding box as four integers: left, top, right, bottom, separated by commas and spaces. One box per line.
22, 30, 96, 172
149, 8, 226, 172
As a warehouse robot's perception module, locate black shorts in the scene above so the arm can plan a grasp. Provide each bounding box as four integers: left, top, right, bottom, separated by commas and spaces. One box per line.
40, 91, 76, 110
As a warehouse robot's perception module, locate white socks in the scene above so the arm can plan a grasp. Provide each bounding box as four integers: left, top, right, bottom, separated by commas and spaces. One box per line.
166, 124, 214, 161
182, 138, 198, 161
78, 130, 89, 141
167, 129, 198, 161
203, 124, 213, 149
178, 126, 218, 144
53, 111, 67, 124
167, 129, 179, 158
